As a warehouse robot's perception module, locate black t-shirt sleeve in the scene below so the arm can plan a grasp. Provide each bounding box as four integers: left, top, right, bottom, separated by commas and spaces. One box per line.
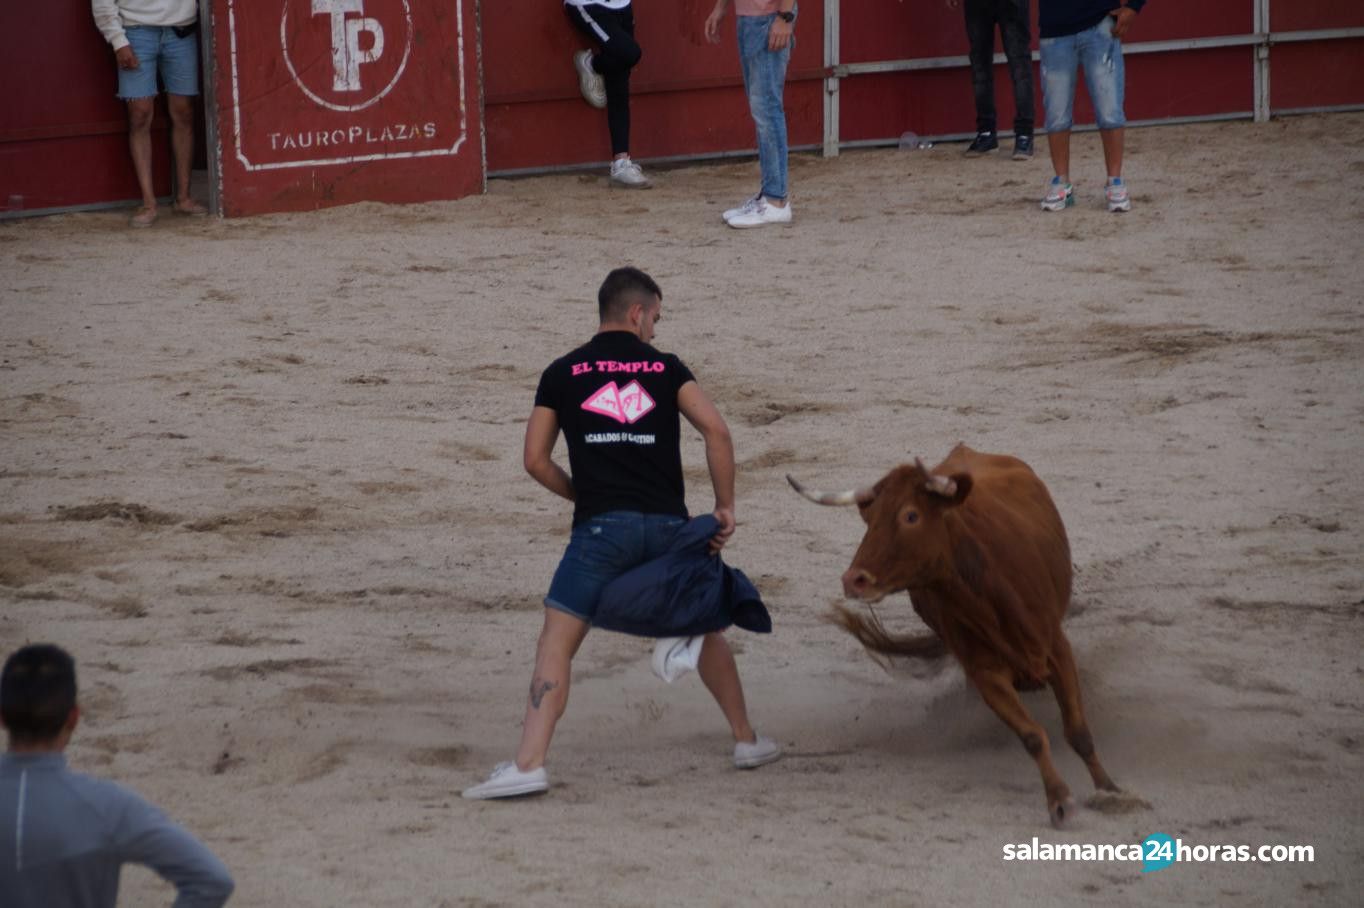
671, 355, 696, 394
534, 361, 561, 410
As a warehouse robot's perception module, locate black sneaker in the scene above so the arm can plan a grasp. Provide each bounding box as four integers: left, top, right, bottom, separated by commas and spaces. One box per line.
1012, 134, 1034, 160
964, 131, 998, 155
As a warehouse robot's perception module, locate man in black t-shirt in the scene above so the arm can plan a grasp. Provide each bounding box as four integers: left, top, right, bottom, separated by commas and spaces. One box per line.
462, 267, 781, 800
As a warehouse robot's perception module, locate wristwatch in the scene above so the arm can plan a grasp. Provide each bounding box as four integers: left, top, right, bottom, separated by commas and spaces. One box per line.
776, 10, 795, 23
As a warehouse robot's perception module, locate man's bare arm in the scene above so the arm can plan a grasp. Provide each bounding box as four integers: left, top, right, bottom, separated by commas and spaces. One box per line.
524, 406, 574, 501
678, 381, 735, 552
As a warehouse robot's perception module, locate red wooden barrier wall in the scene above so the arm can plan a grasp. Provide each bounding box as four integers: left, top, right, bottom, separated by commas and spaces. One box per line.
482, 0, 826, 172
834, 1, 1258, 144
3, 2, 1361, 215
0, 3, 170, 215
1269, 1, 1364, 112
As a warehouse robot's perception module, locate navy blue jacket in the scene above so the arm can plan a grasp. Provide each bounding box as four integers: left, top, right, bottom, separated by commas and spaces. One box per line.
1040, 0, 1145, 39
594, 515, 772, 637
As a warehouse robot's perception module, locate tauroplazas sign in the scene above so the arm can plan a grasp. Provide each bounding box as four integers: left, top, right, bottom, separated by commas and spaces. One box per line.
213, 0, 482, 214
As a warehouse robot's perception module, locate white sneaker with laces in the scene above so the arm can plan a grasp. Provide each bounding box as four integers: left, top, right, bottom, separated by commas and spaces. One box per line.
726, 197, 792, 229
734, 734, 782, 769
1040, 176, 1074, 212
461, 761, 549, 800
574, 50, 606, 109
1106, 178, 1132, 212
722, 193, 761, 223
610, 156, 651, 189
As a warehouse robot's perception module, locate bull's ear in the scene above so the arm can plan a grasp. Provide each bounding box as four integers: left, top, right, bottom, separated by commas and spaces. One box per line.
926, 473, 973, 507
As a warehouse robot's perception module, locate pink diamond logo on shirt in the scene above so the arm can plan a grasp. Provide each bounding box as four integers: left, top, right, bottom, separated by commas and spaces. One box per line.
581, 381, 655, 424
618, 381, 655, 423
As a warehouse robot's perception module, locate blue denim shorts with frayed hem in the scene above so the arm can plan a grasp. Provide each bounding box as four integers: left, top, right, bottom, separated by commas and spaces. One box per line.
545, 511, 688, 622
1040, 15, 1125, 133
117, 26, 200, 99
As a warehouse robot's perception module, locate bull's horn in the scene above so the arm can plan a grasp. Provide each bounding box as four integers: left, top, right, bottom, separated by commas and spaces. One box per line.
914, 457, 957, 497
787, 474, 873, 506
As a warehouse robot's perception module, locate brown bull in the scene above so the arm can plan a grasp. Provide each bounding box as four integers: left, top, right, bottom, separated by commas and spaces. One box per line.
789, 443, 1118, 826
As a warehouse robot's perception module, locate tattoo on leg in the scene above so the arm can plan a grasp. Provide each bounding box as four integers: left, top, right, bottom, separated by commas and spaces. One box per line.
529, 678, 560, 709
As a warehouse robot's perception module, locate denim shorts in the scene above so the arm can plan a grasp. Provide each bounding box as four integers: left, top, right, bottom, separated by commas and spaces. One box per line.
118, 26, 200, 99
1039, 15, 1125, 132
545, 511, 688, 622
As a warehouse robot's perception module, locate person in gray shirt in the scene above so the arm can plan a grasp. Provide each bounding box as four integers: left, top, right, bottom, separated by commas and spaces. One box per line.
0, 644, 234, 908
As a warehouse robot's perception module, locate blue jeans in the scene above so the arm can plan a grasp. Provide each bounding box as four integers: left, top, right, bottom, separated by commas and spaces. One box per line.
117, 26, 200, 100
1039, 15, 1125, 133
545, 511, 687, 622
737, 12, 793, 202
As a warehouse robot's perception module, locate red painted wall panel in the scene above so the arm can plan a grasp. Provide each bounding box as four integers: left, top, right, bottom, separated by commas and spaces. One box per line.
1271, 40, 1364, 110
0, 2, 170, 214
1123, 0, 1254, 41
837, 3, 1257, 144
482, 0, 824, 171
838, 47, 1254, 144
835, 0, 1255, 68
1271, 0, 1364, 32
209, 0, 483, 216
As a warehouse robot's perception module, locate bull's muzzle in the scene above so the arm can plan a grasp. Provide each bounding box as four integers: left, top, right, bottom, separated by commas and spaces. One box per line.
842, 567, 877, 599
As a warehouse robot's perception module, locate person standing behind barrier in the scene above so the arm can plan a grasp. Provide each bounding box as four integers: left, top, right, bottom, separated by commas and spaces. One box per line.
705, 0, 796, 229
91, 0, 208, 227
1038, 0, 1146, 212
954, 0, 1036, 159
0, 644, 235, 908
565, 1, 652, 188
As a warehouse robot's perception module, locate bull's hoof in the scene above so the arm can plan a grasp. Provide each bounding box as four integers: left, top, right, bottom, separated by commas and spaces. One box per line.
1049, 796, 1076, 829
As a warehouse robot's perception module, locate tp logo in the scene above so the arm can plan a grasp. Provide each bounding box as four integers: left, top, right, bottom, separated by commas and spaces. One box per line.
281, 0, 413, 112
314, 0, 384, 92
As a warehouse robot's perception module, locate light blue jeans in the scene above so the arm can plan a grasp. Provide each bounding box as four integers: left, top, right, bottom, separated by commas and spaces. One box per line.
1039, 15, 1125, 133
737, 11, 793, 202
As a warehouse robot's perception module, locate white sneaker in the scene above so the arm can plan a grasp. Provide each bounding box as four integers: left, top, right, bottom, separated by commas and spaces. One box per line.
461, 761, 549, 800
1040, 176, 1074, 212
574, 50, 606, 109
722, 193, 761, 223
1106, 178, 1132, 212
726, 197, 792, 229
610, 156, 651, 189
734, 734, 782, 769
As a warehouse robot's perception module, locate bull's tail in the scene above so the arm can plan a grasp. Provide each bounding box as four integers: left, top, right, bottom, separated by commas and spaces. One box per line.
824, 603, 949, 669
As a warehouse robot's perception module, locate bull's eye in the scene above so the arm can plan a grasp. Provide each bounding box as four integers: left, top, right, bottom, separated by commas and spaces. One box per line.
905, 510, 919, 524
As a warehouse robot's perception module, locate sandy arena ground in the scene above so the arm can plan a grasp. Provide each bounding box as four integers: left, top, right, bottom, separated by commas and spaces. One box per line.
2, 114, 1363, 907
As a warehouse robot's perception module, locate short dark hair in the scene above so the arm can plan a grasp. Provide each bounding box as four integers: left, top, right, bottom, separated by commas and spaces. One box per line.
1, 644, 77, 744
598, 267, 662, 323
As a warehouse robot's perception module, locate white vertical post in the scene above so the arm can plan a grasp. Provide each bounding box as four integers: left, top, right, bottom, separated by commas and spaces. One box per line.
1254, 0, 1271, 122
823, 0, 840, 157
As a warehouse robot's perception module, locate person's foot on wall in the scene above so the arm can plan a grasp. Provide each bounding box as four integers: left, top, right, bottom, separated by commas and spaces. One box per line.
574, 50, 606, 109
